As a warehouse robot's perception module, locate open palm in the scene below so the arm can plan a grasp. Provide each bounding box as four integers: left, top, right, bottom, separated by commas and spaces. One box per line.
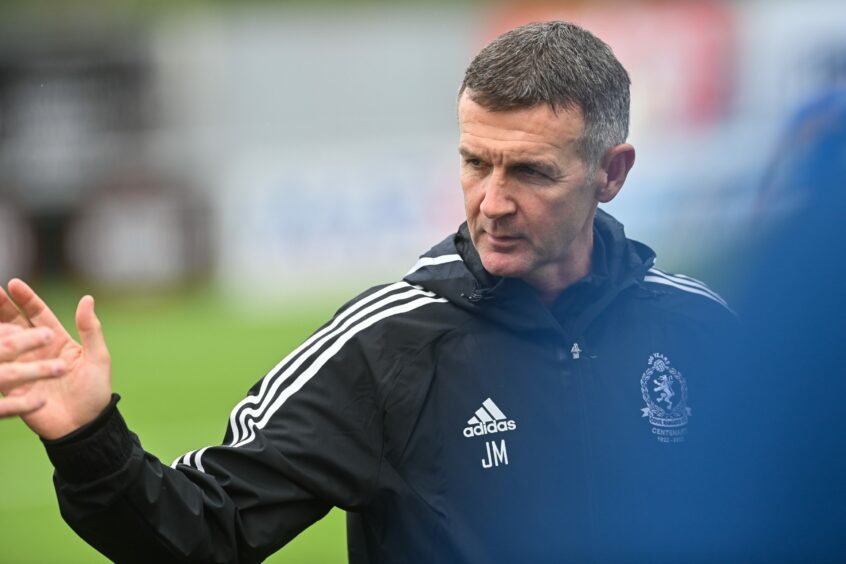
0, 279, 112, 439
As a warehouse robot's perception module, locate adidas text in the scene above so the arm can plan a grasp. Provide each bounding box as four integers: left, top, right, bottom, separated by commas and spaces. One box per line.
463, 420, 516, 437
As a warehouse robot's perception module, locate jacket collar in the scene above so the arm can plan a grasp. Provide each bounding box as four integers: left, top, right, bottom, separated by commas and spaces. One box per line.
405, 209, 656, 337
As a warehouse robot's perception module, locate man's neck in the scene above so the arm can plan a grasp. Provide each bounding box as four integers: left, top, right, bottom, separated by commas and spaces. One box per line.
528, 235, 594, 306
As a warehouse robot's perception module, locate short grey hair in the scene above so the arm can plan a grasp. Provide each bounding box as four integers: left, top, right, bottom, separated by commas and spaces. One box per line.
460, 21, 631, 167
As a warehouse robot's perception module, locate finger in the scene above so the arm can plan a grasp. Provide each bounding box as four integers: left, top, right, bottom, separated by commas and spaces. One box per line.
0, 324, 24, 337
76, 296, 109, 363
0, 394, 46, 418
7, 279, 71, 336
0, 359, 65, 392
0, 326, 55, 362
0, 286, 30, 328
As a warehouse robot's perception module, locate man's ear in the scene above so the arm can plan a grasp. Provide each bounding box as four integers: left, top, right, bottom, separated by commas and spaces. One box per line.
595, 143, 635, 203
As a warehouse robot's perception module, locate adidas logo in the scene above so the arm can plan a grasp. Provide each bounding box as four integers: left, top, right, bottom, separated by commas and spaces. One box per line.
462, 398, 517, 438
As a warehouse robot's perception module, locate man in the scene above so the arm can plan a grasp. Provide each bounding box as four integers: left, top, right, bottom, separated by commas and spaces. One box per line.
1, 22, 733, 562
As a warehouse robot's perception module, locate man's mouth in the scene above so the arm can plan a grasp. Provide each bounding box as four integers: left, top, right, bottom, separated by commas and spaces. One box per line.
484, 232, 521, 246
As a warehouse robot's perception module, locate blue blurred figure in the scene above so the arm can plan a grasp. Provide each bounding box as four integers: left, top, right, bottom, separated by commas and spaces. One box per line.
726, 87, 846, 561
758, 88, 846, 220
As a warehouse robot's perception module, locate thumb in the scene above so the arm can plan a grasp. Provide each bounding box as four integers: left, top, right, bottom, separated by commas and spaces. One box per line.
76, 295, 110, 363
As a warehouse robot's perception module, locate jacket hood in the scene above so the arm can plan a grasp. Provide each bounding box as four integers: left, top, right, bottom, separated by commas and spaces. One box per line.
404, 209, 656, 337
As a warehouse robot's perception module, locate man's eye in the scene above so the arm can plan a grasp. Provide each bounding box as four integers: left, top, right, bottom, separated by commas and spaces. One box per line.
464, 158, 489, 172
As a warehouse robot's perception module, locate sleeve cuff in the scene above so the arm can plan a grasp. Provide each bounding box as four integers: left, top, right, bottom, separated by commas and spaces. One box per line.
42, 394, 136, 484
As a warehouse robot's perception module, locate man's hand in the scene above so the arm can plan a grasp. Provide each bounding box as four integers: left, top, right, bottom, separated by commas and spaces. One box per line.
0, 279, 112, 439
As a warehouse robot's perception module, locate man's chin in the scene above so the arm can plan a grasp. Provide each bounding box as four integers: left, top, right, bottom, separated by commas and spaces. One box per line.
478, 253, 527, 279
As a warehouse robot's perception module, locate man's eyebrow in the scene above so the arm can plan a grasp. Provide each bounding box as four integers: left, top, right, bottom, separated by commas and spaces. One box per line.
458, 147, 479, 158
510, 159, 561, 177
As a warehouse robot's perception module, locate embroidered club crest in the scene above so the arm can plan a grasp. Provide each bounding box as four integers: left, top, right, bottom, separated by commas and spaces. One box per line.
641, 353, 691, 443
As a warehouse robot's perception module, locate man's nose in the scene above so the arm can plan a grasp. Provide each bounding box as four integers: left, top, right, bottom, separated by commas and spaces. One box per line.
479, 171, 516, 219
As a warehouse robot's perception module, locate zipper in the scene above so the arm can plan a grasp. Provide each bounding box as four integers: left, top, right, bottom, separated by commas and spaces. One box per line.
570, 342, 582, 360
571, 337, 598, 549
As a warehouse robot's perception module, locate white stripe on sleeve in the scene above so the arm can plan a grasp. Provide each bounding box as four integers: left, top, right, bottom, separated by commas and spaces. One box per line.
227, 282, 414, 444
231, 285, 436, 445
232, 295, 446, 450
405, 254, 463, 276
644, 274, 734, 313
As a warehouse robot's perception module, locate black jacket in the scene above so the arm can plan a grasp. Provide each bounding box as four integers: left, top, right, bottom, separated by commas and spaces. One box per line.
45, 210, 735, 563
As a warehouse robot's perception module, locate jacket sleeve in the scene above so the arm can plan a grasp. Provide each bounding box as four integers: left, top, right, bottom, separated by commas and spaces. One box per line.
43, 306, 386, 564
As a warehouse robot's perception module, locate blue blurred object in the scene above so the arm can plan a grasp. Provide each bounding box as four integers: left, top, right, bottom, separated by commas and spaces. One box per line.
757, 87, 846, 221
722, 87, 846, 561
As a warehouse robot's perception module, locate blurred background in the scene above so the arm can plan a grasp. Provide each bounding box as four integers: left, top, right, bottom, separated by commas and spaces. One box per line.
0, 0, 844, 561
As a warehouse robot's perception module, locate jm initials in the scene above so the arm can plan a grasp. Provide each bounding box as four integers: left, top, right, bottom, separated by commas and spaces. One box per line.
482, 439, 508, 469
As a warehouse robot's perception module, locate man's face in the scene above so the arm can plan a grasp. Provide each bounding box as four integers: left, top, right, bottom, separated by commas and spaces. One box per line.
458, 93, 601, 292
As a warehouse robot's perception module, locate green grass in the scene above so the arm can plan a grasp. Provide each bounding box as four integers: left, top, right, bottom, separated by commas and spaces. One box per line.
0, 283, 348, 563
